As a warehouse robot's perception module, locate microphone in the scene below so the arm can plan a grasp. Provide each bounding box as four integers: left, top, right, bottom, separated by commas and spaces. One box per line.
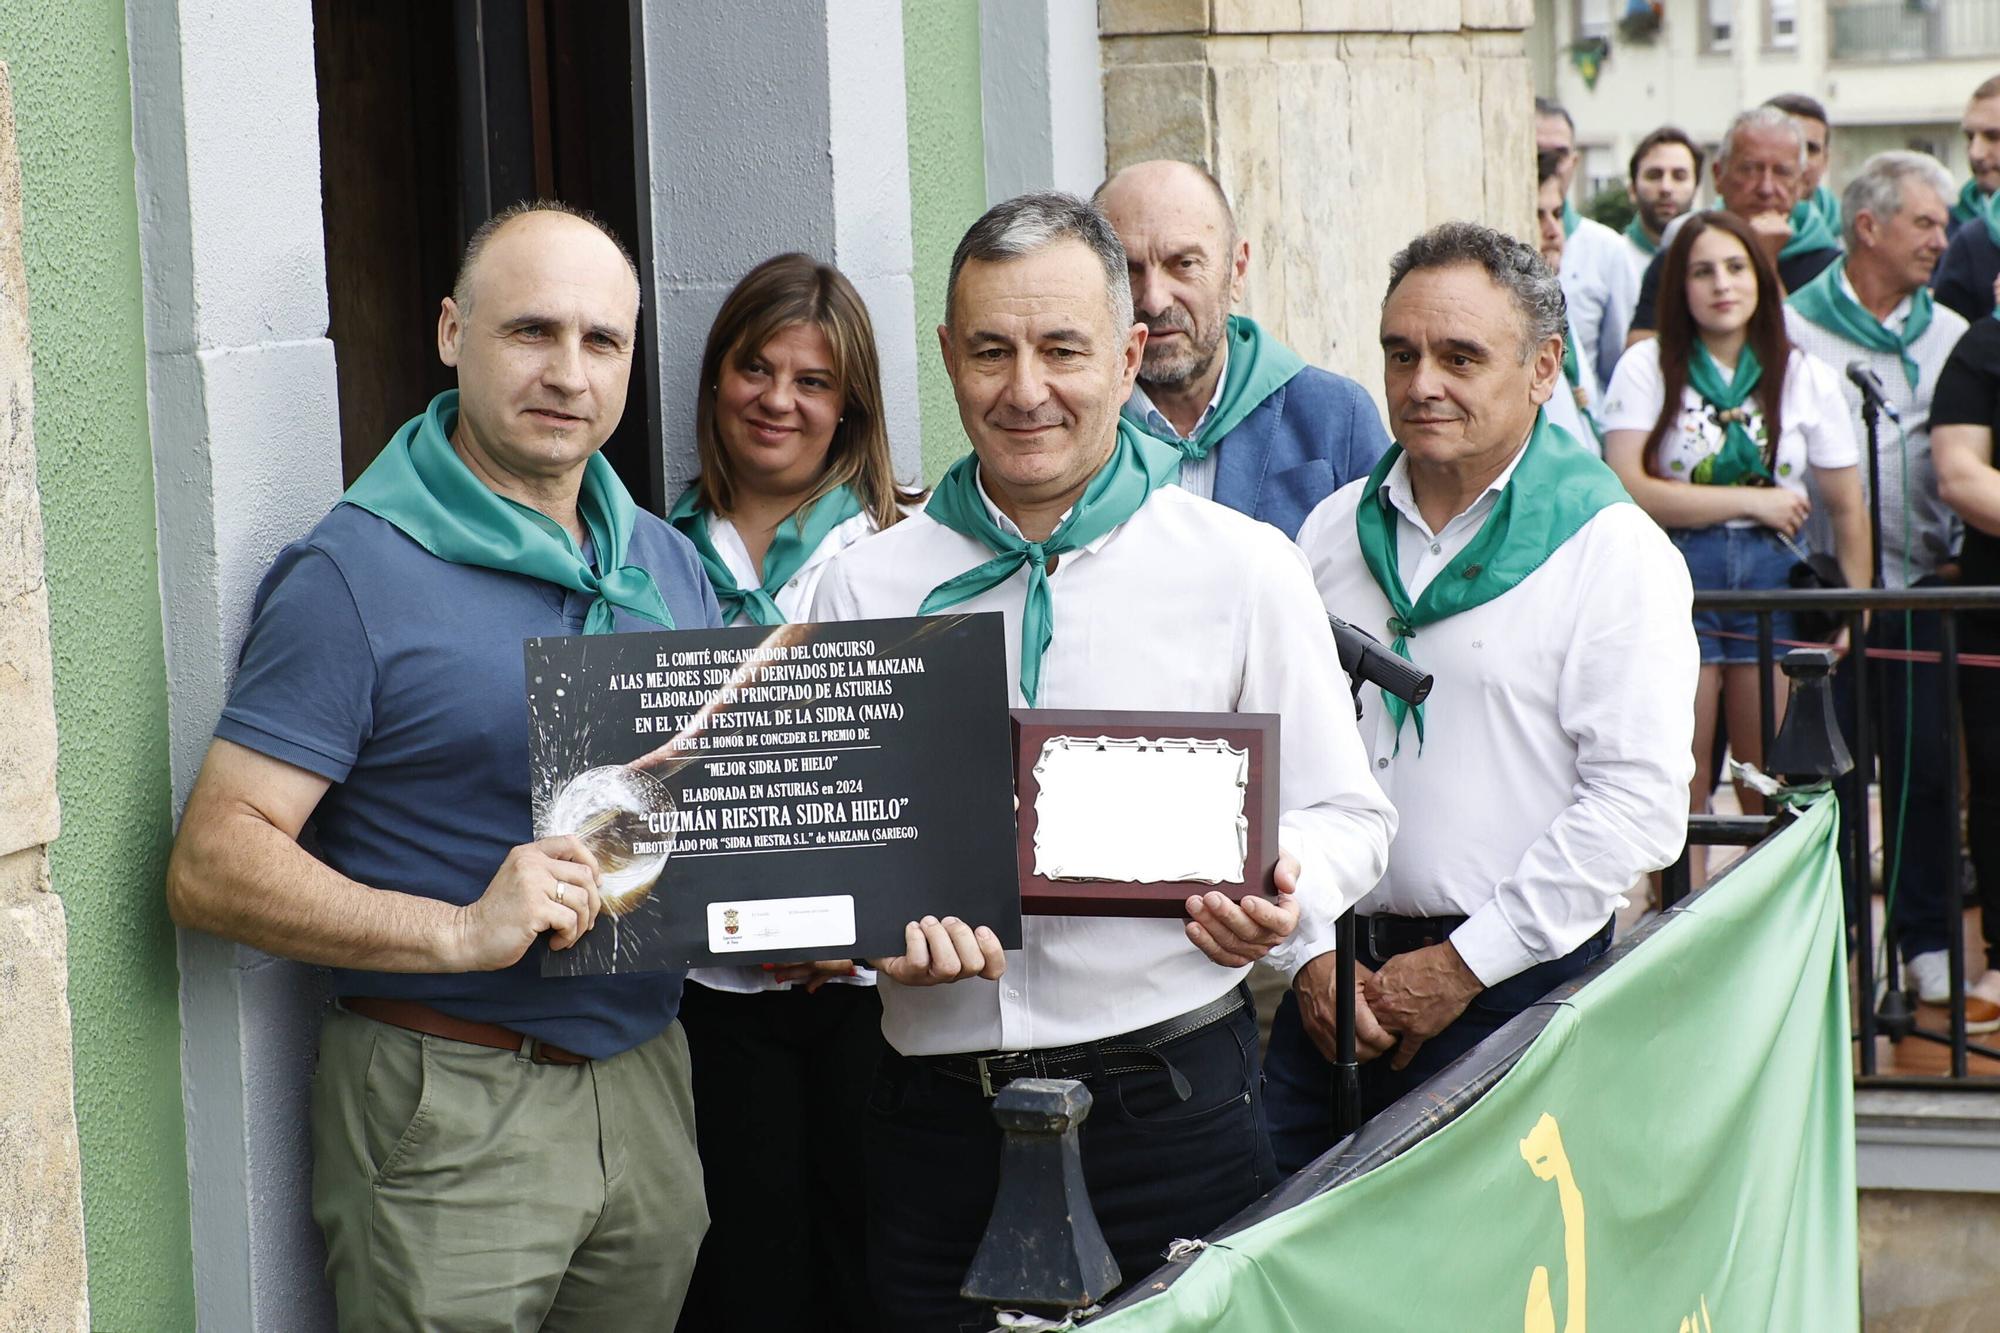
1846, 361, 1902, 423
1328, 615, 1434, 706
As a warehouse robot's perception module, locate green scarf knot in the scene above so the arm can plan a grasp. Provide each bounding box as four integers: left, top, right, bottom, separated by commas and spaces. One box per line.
1785, 185, 1843, 260
1787, 257, 1934, 391
668, 483, 863, 626
1121, 314, 1305, 462
1352, 414, 1630, 749
1686, 341, 1770, 486
1780, 186, 1842, 262
919, 420, 1181, 704
342, 390, 672, 633
1955, 177, 1990, 228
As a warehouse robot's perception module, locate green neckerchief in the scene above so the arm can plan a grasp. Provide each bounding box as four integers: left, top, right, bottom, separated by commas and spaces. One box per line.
1787, 257, 1934, 390
343, 390, 672, 633
1954, 178, 1990, 227
1779, 188, 1841, 262
1981, 186, 2000, 250
1788, 185, 1842, 252
1623, 216, 1660, 257
1562, 199, 1581, 239
1685, 340, 1770, 486
1120, 314, 1305, 461
667, 484, 863, 626
1353, 414, 1629, 748
919, 420, 1180, 704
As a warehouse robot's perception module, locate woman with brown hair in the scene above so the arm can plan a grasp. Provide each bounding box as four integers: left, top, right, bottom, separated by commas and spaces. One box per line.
669, 252, 920, 1331
1600, 210, 1869, 835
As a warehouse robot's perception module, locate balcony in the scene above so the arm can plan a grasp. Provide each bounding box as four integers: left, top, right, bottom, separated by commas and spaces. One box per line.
1832, 0, 2000, 62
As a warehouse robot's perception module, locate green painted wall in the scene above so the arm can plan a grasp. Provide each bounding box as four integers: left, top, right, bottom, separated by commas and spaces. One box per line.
902, 0, 987, 483
0, 2, 194, 1328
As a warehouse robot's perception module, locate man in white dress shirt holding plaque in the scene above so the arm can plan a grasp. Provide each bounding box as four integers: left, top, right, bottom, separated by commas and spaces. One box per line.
813, 193, 1395, 1327
1271, 222, 1697, 1172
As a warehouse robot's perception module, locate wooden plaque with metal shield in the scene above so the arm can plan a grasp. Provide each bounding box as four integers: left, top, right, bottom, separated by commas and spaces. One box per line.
1010, 709, 1279, 918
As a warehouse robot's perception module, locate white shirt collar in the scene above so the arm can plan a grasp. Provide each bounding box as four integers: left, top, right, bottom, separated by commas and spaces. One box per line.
972, 454, 1126, 556
1838, 268, 1915, 334
1126, 341, 1230, 443
1377, 430, 1535, 541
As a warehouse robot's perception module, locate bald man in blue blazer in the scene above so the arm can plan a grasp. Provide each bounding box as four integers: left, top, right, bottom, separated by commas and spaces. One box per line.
1097, 161, 1389, 539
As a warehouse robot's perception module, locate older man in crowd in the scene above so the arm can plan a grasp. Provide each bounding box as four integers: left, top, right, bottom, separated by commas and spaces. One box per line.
1093, 159, 1388, 537
1266, 222, 1696, 1170
1630, 105, 1842, 339
1537, 97, 1638, 391
165, 203, 719, 1329
1937, 74, 2000, 320
1789, 152, 1969, 1013
1621, 126, 1704, 282
814, 192, 1395, 1326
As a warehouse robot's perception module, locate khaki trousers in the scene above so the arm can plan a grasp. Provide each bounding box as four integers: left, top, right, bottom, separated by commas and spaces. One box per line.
311, 1005, 707, 1332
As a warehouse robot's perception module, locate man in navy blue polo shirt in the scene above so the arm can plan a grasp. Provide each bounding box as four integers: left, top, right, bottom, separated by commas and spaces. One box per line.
166, 202, 720, 1331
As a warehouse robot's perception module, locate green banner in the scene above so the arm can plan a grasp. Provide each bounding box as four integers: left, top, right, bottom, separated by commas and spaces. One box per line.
1090, 795, 1855, 1333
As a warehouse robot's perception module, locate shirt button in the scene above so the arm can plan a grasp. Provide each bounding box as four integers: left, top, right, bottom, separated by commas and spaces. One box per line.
1007, 987, 1021, 998
1376, 757, 1389, 770
1429, 542, 1441, 554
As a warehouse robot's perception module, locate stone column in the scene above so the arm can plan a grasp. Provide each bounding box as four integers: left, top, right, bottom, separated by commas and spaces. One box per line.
0, 60, 90, 1333
126, 1, 345, 1327
1099, 0, 1536, 410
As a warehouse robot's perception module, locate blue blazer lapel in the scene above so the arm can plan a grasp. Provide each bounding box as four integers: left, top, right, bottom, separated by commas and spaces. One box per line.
1210, 380, 1286, 520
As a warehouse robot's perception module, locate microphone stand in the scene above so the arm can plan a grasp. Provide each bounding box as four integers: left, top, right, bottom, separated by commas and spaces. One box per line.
1328, 617, 1433, 1140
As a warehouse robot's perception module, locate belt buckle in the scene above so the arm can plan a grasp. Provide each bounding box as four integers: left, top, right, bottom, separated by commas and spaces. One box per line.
975, 1053, 1023, 1098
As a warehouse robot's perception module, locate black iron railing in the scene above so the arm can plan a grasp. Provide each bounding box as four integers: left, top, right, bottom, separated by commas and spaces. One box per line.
1683, 586, 2000, 1085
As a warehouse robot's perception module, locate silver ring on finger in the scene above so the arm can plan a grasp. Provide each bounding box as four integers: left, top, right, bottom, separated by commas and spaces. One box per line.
555, 883, 567, 907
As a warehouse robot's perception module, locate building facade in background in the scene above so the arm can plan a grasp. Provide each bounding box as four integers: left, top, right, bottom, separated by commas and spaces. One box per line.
1533, 0, 1996, 206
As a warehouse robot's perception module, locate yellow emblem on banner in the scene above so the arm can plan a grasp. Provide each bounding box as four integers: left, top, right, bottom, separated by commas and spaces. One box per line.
1520, 1112, 1585, 1333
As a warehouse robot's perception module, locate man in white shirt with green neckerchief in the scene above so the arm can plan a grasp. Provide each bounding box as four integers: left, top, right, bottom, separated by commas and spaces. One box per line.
813, 191, 1395, 1326
1270, 222, 1698, 1169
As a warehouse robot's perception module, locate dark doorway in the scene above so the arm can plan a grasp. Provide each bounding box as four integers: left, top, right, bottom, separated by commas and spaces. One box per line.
313, 0, 660, 512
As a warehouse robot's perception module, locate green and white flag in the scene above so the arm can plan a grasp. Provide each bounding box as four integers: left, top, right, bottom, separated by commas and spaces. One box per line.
1089, 796, 1856, 1332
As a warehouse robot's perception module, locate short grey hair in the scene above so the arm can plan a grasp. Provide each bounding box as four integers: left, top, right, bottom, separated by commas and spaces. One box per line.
1385, 221, 1567, 362
1717, 106, 1806, 172
1841, 150, 1957, 250
945, 192, 1135, 332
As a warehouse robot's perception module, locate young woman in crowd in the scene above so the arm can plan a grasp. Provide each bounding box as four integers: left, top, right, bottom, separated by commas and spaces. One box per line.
668, 252, 921, 1331
1600, 210, 1869, 833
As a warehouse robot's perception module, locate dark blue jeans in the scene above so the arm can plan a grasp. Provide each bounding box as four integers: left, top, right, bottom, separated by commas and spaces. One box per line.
864, 1000, 1278, 1333
1262, 921, 1612, 1176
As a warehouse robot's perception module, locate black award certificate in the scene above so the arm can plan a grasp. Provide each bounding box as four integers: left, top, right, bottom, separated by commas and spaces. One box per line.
528, 613, 1020, 975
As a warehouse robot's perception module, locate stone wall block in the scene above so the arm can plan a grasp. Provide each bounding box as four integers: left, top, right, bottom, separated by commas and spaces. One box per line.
1103, 55, 1213, 173
1478, 52, 1535, 241
1418, 47, 1488, 228
0, 849, 90, 1332
1462, 0, 1535, 30
1272, 56, 1360, 374
1210, 61, 1285, 332
0, 60, 59, 860
1391, 0, 1464, 33
1304, 0, 1398, 32
1098, 0, 1211, 37
1212, 0, 1302, 33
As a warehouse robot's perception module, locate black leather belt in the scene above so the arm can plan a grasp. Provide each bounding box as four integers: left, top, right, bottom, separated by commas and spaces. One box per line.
1361, 913, 1468, 961
924, 987, 1246, 1099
